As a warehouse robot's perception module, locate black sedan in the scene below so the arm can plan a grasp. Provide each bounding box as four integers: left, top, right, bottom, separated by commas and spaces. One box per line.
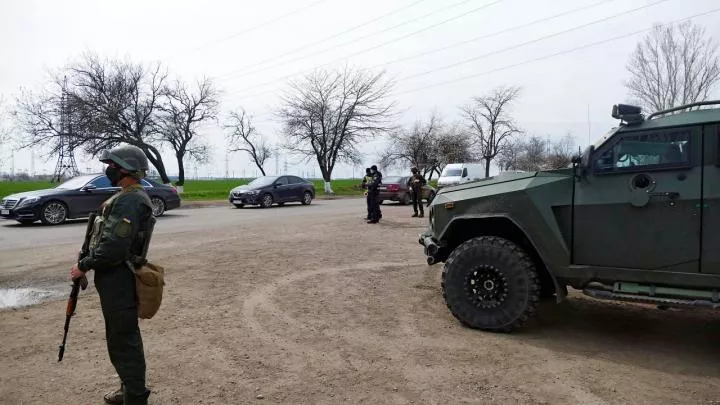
228, 175, 315, 208
0, 174, 181, 225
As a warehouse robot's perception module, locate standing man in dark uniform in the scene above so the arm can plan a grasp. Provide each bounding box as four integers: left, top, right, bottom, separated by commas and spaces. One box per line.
361, 167, 372, 220
70, 144, 155, 405
366, 165, 382, 223
407, 167, 427, 218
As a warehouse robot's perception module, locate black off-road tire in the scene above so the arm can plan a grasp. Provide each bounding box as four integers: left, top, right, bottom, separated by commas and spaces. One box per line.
441, 236, 540, 332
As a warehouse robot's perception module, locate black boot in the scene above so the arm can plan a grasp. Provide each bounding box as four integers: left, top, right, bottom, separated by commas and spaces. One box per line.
104, 386, 124, 405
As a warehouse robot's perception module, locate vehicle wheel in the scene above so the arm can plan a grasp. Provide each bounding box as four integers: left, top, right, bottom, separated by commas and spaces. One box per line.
40, 201, 68, 225
17, 219, 35, 226
151, 197, 166, 217
400, 193, 411, 205
441, 236, 540, 332
261, 193, 274, 208
301, 191, 313, 205
233, 203, 245, 209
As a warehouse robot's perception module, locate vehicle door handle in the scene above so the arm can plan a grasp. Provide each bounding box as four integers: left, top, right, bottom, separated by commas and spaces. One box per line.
648, 191, 679, 200
649, 191, 679, 206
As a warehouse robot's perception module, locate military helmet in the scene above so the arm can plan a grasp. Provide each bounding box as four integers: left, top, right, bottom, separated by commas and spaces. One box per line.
99, 144, 149, 178
411, 166, 418, 173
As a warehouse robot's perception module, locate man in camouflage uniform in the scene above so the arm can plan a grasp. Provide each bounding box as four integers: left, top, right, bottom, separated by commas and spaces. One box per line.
70, 144, 155, 405
407, 167, 427, 218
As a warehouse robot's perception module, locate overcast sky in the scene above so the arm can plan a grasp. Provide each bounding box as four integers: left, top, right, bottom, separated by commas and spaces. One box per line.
1, 0, 719, 179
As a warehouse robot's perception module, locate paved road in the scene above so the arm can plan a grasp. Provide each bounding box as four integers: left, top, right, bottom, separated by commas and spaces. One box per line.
0, 198, 368, 252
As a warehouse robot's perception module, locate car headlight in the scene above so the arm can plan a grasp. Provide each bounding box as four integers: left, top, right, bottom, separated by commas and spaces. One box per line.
18, 197, 41, 207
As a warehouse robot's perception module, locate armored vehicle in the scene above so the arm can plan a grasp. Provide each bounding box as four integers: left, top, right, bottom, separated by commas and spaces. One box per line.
419, 100, 720, 332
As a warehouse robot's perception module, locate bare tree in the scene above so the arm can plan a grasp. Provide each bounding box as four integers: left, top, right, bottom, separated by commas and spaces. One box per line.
70, 52, 172, 182
433, 123, 474, 179
0, 95, 14, 172
460, 86, 522, 177
157, 77, 219, 187
225, 108, 272, 176
497, 134, 576, 172
277, 66, 397, 194
545, 133, 576, 169
379, 111, 440, 176
625, 20, 720, 113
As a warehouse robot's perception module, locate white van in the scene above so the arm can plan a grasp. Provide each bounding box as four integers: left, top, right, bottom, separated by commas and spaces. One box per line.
437, 163, 485, 189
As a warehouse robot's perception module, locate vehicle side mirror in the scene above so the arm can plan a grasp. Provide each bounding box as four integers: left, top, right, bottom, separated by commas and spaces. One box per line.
573, 145, 594, 178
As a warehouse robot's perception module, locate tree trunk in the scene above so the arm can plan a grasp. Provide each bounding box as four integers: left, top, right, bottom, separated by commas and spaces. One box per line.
321, 168, 334, 194
143, 146, 171, 184
176, 153, 185, 186
485, 157, 491, 178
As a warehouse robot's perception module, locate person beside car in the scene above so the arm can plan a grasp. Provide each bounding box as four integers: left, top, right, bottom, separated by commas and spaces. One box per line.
407, 167, 427, 218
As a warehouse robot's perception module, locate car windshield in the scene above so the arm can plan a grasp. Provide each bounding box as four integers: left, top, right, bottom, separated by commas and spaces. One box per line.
383, 176, 404, 184
247, 176, 278, 187
55, 176, 93, 190
441, 168, 462, 177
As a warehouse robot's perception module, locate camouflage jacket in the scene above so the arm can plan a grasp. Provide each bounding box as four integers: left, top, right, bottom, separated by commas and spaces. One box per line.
78, 183, 153, 272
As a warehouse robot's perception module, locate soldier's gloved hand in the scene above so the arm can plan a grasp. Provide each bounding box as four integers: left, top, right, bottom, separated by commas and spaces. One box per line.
70, 263, 85, 280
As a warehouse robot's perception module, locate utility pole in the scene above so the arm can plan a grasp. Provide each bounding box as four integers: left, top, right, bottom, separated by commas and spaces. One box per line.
284, 158, 288, 175
52, 76, 80, 183
587, 104, 591, 146
275, 147, 279, 175
225, 152, 229, 179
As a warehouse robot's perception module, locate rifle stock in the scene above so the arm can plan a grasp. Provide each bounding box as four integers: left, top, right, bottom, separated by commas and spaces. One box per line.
58, 212, 96, 362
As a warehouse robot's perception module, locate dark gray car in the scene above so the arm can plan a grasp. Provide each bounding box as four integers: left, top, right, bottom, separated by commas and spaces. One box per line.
0, 174, 181, 225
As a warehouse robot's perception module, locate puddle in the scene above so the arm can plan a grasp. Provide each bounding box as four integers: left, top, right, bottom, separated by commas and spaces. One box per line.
0, 287, 66, 309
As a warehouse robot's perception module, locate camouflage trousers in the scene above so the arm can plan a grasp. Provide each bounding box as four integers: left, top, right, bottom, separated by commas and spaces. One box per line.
95, 265, 150, 405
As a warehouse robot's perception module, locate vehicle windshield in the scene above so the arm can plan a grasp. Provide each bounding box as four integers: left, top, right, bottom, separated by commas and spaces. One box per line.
55, 176, 93, 190
383, 176, 404, 184
247, 176, 278, 187
441, 168, 462, 177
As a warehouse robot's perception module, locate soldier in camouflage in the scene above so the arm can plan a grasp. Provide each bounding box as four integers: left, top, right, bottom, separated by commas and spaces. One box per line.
70, 144, 155, 405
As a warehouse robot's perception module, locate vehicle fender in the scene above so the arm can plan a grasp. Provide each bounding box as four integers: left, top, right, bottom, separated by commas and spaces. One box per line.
438, 213, 567, 302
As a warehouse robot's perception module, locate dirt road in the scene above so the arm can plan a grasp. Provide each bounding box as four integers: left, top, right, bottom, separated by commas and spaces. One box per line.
1, 200, 720, 404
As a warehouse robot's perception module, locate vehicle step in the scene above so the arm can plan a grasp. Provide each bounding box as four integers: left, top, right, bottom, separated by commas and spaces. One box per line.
583, 288, 720, 309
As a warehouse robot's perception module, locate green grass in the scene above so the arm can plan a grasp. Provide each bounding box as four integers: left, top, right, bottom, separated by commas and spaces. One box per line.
179, 178, 366, 201
1, 178, 440, 201
0, 181, 55, 198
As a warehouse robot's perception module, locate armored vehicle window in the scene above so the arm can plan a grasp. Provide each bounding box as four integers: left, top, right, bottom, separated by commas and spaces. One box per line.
593, 129, 690, 173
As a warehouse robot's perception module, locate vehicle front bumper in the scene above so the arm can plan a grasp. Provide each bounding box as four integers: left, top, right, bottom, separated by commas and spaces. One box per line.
0, 203, 42, 222
228, 192, 262, 205
418, 230, 448, 265
165, 196, 182, 210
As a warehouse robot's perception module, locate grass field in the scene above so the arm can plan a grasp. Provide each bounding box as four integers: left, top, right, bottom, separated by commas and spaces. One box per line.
0, 177, 440, 201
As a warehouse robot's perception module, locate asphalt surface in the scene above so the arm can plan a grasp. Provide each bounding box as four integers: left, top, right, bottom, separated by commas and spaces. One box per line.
0, 198, 367, 252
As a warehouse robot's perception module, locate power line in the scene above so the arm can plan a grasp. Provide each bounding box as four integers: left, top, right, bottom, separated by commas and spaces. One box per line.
221, 0, 498, 83
369, 0, 618, 70
166, 0, 331, 60
225, 0, 667, 101
398, 0, 672, 82
394, 6, 720, 96
216, 0, 433, 79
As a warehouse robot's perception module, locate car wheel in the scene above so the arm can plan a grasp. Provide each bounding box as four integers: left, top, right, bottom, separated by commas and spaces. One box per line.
40, 201, 68, 225
401, 193, 411, 205
301, 191, 313, 205
233, 203, 245, 209
261, 193, 274, 208
441, 236, 540, 333
151, 197, 166, 217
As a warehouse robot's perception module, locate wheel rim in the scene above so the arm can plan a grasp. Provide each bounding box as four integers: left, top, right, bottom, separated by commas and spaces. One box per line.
465, 265, 508, 309
44, 202, 66, 224
151, 198, 164, 216
303, 192, 312, 204
263, 194, 273, 207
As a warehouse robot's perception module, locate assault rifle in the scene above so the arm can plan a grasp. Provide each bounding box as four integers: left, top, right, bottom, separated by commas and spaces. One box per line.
58, 212, 96, 362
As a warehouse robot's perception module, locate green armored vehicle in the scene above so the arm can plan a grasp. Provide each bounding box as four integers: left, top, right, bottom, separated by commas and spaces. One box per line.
419, 101, 720, 332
